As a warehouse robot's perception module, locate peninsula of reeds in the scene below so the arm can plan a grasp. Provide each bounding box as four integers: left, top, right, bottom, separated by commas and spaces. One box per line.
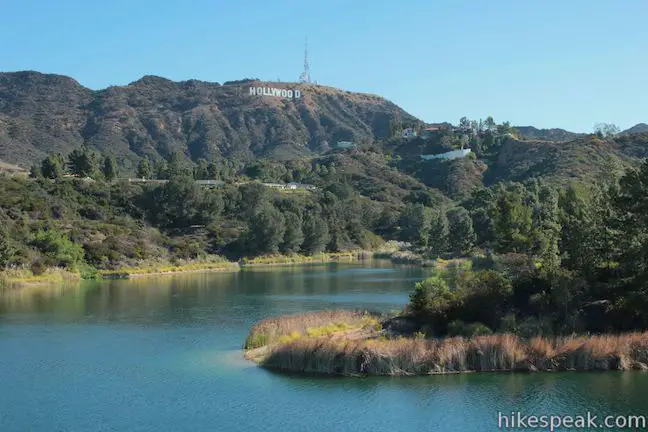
244, 310, 648, 376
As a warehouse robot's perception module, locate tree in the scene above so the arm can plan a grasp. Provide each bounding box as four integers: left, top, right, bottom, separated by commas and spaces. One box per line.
207, 162, 219, 179
490, 188, 533, 253
429, 209, 450, 256
532, 186, 562, 273
29, 164, 42, 179
0, 230, 17, 268
153, 159, 168, 179
484, 116, 496, 132
249, 203, 286, 254
459, 116, 471, 131
302, 213, 330, 255
194, 159, 209, 180
31, 228, 85, 269
146, 176, 220, 228
281, 212, 304, 254
41, 154, 65, 179
167, 151, 190, 178
559, 184, 598, 276
399, 203, 432, 246
447, 207, 476, 256
594, 123, 620, 138
68, 147, 98, 178
408, 275, 457, 326
136, 158, 152, 179
102, 155, 118, 181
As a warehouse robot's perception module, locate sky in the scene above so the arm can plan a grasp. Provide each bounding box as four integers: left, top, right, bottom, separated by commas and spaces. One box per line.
1, 0, 647, 132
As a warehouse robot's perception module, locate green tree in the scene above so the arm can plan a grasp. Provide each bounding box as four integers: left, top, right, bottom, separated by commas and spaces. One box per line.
429, 209, 450, 255
408, 275, 457, 329
31, 228, 85, 269
29, 164, 42, 179
0, 230, 17, 268
136, 158, 152, 179
167, 151, 190, 178
102, 155, 118, 181
447, 207, 476, 255
532, 186, 562, 273
68, 147, 98, 178
41, 154, 65, 179
281, 212, 304, 254
154, 159, 168, 179
302, 213, 330, 255
490, 189, 533, 253
559, 184, 597, 276
194, 159, 209, 180
147, 176, 221, 228
399, 203, 432, 246
249, 203, 286, 254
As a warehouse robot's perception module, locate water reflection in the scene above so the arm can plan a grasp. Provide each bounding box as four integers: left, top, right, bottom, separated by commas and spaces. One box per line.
1, 263, 645, 432
0, 262, 424, 326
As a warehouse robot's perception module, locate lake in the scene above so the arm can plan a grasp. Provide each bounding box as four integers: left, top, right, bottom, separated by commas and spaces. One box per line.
1, 261, 646, 431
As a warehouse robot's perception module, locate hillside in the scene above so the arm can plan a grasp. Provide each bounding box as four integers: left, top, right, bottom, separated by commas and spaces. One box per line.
621, 123, 648, 135
513, 126, 582, 142
0, 71, 416, 169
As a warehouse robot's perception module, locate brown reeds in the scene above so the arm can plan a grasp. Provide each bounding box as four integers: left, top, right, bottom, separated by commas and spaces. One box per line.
243, 310, 377, 349
251, 326, 648, 376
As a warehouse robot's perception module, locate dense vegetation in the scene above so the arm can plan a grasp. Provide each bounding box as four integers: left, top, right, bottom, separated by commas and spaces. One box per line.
407, 158, 648, 336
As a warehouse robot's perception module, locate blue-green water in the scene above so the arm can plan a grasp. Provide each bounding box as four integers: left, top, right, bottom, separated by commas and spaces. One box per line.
1, 262, 646, 431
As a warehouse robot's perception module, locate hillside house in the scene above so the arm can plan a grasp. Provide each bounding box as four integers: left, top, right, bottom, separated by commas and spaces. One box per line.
421, 149, 472, 161
402, 128, 418, 139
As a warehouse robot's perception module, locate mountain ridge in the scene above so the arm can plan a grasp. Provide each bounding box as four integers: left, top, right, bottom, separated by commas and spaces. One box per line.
0, 71, 418, 168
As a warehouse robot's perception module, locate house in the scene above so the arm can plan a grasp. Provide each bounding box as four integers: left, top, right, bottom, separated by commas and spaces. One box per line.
336, 141, 356, 149
421, 149, 472, 161
262, 182, 286, 189
402, 128, 417, 139
421, 127, 441, 139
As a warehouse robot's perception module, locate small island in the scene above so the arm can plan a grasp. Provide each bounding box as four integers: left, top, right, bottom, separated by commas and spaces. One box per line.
245, 254, 648, 376
244, 309, 648, 376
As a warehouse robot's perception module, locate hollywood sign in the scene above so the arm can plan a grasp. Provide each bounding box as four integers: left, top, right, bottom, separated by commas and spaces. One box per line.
249, 86, 301, 99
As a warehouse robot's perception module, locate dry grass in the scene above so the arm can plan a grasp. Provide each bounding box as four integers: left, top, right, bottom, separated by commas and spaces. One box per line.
250, 325, 648, 376
244, 310, 379, 349
0, 268, 81, 289
240, 252, 363, 266
100, 258, 239, 278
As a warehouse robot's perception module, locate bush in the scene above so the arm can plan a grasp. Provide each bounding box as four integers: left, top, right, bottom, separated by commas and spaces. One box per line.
31, 228, 85, 269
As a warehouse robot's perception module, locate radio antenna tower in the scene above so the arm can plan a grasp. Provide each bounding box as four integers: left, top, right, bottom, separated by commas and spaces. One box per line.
299, 37, 311, 84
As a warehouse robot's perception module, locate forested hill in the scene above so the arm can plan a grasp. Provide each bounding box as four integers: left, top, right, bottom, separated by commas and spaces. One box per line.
0, 71, 417, 168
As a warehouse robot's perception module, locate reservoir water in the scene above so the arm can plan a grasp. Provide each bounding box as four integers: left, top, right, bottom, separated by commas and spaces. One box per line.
1, 262, 646, 431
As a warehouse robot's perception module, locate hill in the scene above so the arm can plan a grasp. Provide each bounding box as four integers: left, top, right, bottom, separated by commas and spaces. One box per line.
0, 71, 417, 169
621, 123, 648, 135
513, 126, 582, 142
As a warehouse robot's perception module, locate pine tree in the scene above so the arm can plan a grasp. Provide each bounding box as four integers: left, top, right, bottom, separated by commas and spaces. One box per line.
447, 207, 476, 256
281, 212, 305, 254
136, 158, 152, 179
102, 155, 118, 181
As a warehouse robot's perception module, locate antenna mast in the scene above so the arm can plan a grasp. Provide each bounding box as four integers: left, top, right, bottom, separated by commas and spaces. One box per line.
299, 37, 311, 84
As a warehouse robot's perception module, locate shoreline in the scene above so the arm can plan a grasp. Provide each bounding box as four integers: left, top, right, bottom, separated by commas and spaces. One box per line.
1, 251, 385, 287
243, 311, 648, 377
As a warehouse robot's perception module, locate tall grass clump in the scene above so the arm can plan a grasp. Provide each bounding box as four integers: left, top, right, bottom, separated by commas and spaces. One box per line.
244, 310, 376, 349
254, 330, 648, 376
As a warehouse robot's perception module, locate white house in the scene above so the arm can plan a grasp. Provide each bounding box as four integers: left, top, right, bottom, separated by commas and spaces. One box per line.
336, 141, 356, 149
402, 128, 417, 139
421, 149, 472, 161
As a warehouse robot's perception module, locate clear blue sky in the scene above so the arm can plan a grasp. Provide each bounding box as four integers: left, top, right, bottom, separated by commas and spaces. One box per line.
1, 0, 646, 132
